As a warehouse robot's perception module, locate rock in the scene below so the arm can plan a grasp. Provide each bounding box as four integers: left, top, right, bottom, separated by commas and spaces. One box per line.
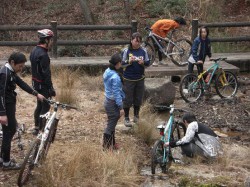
144, 78, 176, 107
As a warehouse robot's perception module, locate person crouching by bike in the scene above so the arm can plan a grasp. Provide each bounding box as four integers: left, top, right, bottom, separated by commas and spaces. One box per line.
30, 29, 56, 136
151, 17, 187, 66
165, 113, 222, 159
121, 32, 150, 127
0, 52, 45, 170
188, 26, 212, 74
103, 53, 125, 150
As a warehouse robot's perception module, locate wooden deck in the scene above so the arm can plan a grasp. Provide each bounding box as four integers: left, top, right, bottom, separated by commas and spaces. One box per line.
0, 53, 248, 77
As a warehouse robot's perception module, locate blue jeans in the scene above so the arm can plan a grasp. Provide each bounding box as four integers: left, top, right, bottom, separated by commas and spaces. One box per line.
104, 98, 120, 135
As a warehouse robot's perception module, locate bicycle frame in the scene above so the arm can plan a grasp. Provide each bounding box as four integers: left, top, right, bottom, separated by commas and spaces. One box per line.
191, 60, 227, 90
147, 30, 183, 57
34, 110, 57, 164
157, 105, 175, 163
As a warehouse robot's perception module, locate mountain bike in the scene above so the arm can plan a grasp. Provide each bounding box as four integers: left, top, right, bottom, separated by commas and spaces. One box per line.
179, 58, 238, 103
142, 27, 192, 66
17, 99, 77, 187
151, 105, 187, 174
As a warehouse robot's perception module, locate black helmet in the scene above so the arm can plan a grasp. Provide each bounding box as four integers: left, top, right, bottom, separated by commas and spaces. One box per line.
174, 17, 187, 25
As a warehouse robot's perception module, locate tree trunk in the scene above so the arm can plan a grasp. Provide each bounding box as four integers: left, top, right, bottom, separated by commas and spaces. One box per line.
79, 0, 94, 24
144, 78, 176, 107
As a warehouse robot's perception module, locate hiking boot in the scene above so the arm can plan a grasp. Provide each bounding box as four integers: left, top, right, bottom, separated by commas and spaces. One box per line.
124, 117, 132, 127
2, 160, 20, 171
133, 116, 139, 124
32, 128, 39, 136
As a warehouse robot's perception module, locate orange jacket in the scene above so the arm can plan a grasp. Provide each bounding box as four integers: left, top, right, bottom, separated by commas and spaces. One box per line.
151, 19, 180, 38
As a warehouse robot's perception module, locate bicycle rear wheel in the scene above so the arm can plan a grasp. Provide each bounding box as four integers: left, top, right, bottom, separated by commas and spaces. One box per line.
17, 139, 40, 187
170, 39, 192, 66
141, 41, 155, 66
180, 74, 203, 103
151, 140, 172, 174
215, 70, 238, 98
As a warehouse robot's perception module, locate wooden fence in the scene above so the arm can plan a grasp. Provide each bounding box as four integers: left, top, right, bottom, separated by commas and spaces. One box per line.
191, 19, 250, 42
0, 20, 138, 58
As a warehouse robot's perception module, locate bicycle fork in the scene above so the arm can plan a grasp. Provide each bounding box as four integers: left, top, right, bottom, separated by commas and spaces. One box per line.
219, 71, 228, 86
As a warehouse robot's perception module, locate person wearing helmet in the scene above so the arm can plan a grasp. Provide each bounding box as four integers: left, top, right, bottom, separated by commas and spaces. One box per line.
0, 52, 45, 170
30, 29, 55, 135
150, 17, 187, 66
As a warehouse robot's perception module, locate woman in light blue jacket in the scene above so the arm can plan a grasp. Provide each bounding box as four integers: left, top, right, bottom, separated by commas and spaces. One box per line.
103, 53, 125, 150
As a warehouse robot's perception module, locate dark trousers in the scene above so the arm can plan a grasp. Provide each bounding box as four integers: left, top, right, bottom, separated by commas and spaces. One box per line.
1, 103, 17, 162
123, 79, 144, 109
34, 89, 50, 130
188, 62, 204, 74
153, 39, 163, 61
180, 142, 204, 158
104, 98, 120, 135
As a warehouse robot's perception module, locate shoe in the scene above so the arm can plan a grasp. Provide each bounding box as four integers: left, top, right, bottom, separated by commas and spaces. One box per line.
183, 89, 189, 94
152, 62, 158, 67
2, 160, 20, 170
32, 128, 39, 136
124, 117, 132, 127
159, 61, 168, 65
133, 116, 139, 124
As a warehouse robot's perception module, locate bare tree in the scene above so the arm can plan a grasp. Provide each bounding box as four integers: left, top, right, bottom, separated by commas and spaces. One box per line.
79, 0, 94, 24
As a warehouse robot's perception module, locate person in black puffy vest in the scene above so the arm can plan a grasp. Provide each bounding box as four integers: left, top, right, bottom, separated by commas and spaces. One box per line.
165, 112, 222, 159
30, 29, 56, 135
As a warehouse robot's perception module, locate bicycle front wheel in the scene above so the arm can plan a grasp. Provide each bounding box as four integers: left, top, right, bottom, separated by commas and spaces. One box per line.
215, 70, 238, 98
180, 74, 203, 103
170, 39, 192, 66
151, 140, 172, 174
17, 139, 40, 187
141, 42, 155, 66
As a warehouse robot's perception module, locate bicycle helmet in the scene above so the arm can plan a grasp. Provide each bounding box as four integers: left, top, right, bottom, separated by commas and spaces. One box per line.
174, 17, 187, 25
38, 29, 54, 38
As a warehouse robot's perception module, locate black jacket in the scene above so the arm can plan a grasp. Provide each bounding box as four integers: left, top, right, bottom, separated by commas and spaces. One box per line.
30, 46, 53, 90
0, 64, 38, 116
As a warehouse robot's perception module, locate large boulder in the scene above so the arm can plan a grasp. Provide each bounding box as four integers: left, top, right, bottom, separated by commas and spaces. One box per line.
144, 78, 176, 106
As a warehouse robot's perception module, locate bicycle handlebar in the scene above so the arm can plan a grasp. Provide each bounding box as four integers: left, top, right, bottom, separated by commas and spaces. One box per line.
154, 105, 188, 113
210, 57, 227, 62
44, 99, 78, 110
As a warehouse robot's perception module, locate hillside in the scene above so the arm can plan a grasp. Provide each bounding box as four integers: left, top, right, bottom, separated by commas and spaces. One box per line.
0, 0, 250, 58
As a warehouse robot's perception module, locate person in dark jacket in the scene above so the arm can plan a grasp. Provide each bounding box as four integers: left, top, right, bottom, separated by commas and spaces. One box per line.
188, 26, 212, 74
121, 32, 150, 127
0, 52, 44, 170
103, 53, 125, 150
165, 113, 222, 158
30, 29, 56, 135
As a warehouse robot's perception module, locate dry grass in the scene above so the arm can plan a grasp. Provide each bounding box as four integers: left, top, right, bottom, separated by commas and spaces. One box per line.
134, 102, 160, 146
36, 140, 143, 187
52, 67, 80, 105
80, 73, 104, 92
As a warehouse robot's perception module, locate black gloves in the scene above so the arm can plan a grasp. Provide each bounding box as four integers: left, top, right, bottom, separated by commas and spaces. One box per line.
48, 88, 56, 97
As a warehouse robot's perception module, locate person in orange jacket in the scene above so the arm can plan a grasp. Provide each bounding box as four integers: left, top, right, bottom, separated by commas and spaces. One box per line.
151, 17, 186, 66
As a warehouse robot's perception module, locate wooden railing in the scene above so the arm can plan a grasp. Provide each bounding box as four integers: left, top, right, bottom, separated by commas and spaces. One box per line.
0, 20, 138, 58
191, 19, 250, 42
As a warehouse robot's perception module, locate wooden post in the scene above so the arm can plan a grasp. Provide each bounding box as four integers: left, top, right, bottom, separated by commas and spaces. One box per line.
50, 21, 57, 58
191, 19, 199, 41
131, 20, 138, 34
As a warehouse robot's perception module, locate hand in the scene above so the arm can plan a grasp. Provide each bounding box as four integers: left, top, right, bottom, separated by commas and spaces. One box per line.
138, 60, 144, 65
49, 88, 56, 97
164, 142, 169, 147
37, 94, 45, 101
197, 60, 203, 64
0, 115, 8, 125
129, 56, 136, 63
120, 109, 124, 117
